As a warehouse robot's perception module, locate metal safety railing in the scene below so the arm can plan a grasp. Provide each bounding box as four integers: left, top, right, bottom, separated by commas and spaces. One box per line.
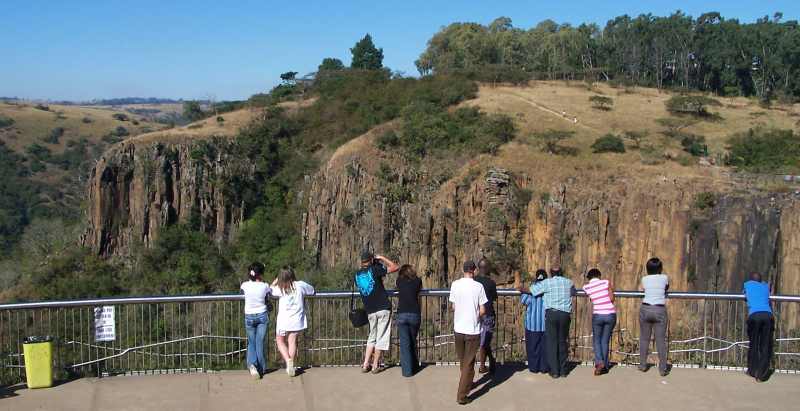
1, 290, 799, 385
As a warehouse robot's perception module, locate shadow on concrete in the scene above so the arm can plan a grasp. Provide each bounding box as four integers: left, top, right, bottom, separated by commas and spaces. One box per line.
0, 384, 23, 399
469, 364, 526, 401
0, 376, 77, 399
756, 369, 775, 383
564, 361, 581, 376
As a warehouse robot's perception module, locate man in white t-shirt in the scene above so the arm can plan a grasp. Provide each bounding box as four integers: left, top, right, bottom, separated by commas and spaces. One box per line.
449, 260, 487, 405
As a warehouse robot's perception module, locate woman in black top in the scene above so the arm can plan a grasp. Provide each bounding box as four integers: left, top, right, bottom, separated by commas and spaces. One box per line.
396, 264, 422, 377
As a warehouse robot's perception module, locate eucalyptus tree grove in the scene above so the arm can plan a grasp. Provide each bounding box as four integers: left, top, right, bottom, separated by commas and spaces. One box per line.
416, 12, 800, 100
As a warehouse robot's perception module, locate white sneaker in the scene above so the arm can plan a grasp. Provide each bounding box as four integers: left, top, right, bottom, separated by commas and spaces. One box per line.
287, 360, 295, 377
248, 364, 259, 379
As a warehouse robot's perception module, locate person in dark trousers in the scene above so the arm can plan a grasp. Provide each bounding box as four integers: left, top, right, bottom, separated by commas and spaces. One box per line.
355, 250, 400, 374
529, 266, 575, 378
396, 264, 422, 377
516, 269, 549, 374
449, 260, 487, 405
639, 257, 670, 376
474, 258, 498, 375
743, 272, 774, 382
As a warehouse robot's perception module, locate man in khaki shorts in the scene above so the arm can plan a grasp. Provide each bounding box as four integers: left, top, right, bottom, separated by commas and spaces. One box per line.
355, 250, 399, 374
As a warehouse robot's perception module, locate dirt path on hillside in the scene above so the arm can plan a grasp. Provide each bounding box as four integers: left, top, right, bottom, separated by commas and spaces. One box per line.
501, 90, 599, 133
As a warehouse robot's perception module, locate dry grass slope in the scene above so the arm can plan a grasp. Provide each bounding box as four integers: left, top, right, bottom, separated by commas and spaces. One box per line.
0, 102, 167, 154
462, 81, 800, 192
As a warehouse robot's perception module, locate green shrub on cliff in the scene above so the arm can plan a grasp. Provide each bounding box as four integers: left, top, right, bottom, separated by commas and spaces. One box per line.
0, 115, 14, 129
302, 69, 477, 148
694, 192, 717, 210
725, 128, 800, 173
396, 104, 515, 158
136, 224, 234, 295
591, 134, 626, 153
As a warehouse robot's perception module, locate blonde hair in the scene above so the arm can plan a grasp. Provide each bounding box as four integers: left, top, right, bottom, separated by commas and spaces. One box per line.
277, 266, 297, 294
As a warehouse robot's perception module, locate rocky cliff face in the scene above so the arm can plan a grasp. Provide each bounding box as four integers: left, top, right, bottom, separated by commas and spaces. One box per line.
83, 132, 800, 297
82, 138, 250, 256
301, 138, 800, 295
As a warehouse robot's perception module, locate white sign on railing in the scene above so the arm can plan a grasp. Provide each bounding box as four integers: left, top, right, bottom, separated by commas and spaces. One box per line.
94, 306, 115, 342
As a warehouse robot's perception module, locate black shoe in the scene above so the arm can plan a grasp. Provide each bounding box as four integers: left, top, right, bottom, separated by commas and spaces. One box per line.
549, 374, 559, 379
457, 398, 471, 405
659, 369, 670, 377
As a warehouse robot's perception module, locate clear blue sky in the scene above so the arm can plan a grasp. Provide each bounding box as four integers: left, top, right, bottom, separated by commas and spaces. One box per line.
2, 0, 797, 101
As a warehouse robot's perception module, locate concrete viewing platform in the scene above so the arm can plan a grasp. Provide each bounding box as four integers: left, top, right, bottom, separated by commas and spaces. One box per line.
2, 365, 799, 411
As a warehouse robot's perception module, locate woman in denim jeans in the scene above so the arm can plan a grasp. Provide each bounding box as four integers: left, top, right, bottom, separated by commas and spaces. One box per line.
240, 262, 271, 378
583, 268, 616, 375
395, 264, 422, 377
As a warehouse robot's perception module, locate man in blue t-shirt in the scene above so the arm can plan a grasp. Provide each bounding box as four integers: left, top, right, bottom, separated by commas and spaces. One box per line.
355, 250, 399, 374
743, 272, 773, 382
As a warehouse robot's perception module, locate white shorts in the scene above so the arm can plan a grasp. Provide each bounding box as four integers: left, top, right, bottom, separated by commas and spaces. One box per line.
367, 310, 392, 351
276, 328, 304, 337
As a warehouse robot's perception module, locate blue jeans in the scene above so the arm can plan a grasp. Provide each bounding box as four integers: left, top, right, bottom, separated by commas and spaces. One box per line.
396, 312, 420, 377
245, 312, 268, 374
592, 313, 616, 367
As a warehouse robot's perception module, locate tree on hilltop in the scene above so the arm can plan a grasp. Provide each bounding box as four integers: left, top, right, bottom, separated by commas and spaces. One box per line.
280, 71, 298, 84
318, 58, 345, 72
351, 34, 384, 70
183, 101, 205, 122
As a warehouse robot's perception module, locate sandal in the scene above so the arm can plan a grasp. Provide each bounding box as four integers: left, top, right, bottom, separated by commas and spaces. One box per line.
361, 365, 372, 373
371, 365, 387, 374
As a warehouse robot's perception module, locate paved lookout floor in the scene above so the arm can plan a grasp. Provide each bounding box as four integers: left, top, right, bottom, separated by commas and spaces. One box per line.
2, 365, 799, 411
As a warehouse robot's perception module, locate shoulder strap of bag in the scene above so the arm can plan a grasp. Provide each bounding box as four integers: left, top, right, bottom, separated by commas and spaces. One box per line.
350, 274, 356, 311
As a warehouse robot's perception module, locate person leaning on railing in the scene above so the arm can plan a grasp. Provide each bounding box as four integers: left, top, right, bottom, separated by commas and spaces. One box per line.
474, 258, 498, 375
354, 250, 400, 374
638, 257, 670, 376
528, 266, 575, 379
396, 264, 422, 377
240, 262, 271, 379
271, 266, 315, 377
583, 268, 616, 376
515, 269, 549, 374
743, 272, 774, 382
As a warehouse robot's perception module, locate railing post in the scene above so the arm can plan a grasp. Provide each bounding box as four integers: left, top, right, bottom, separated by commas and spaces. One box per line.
702, 298, 708, 369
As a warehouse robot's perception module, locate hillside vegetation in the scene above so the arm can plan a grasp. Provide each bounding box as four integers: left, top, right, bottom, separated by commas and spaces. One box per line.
417, 12, 800, 102
0, 102, 170, 253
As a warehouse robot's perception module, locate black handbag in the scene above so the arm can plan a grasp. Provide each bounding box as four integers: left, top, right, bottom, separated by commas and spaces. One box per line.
348, 280, 368, 328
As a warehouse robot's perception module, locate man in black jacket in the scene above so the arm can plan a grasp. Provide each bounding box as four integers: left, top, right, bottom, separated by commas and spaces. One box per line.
474, 258, 498, 374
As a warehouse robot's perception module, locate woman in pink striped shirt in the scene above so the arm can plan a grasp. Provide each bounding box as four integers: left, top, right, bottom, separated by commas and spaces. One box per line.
583, 268, 616, 376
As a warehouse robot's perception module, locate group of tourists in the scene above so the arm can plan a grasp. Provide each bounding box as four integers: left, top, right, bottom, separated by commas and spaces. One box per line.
240, 252, 776, 405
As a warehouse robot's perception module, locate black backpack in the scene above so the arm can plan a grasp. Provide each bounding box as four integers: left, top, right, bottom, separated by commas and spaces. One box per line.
349, 279, 368, 328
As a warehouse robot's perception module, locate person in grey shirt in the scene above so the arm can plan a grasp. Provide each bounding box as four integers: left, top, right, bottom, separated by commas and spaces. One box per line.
639, 257, 670, 376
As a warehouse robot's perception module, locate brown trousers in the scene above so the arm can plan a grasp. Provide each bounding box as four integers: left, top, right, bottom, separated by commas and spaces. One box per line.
454, 332, 480, 402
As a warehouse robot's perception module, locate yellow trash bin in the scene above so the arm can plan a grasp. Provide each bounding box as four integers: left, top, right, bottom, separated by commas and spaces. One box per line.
23, 336, 53, 389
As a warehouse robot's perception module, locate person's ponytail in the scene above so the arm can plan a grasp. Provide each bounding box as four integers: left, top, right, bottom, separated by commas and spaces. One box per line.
248, 262, 265, 281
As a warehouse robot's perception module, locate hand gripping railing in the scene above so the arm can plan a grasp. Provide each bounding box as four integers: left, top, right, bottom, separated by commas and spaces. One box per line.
1, 290, 798, 385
